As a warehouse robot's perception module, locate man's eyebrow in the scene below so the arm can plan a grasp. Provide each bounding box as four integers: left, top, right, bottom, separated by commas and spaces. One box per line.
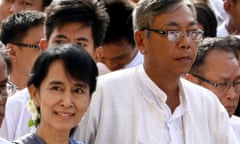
74, 81, 88, 88
76, 37, 89, 42
55, 34, 68, 39
49, 81, 63, 85
164, 20, 198, 27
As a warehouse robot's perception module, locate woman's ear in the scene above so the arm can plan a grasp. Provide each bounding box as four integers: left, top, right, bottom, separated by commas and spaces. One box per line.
28, 84, 40, 107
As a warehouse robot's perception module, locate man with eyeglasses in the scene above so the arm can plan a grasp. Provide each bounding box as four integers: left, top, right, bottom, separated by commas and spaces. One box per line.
74, 0, 236, 144
0, 10, 44, 94
0, 47, 11, 144
0, 10, 44, 141
185, 36, 240, 143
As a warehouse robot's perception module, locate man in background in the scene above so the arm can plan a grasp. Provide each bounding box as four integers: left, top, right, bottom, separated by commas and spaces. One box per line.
185, 36, 240, 142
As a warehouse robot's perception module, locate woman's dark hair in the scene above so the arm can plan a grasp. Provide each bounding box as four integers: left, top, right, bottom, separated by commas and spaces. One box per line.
27, 43, 98, 95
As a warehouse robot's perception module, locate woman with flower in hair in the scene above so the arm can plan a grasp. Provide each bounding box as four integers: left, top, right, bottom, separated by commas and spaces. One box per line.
13, 43, 98, 144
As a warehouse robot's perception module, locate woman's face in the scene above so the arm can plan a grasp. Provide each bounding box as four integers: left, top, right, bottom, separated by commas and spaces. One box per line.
30, 60, 90, 132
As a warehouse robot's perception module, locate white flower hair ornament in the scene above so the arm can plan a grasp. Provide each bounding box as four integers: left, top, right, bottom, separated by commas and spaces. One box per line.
26, 97, 40, 128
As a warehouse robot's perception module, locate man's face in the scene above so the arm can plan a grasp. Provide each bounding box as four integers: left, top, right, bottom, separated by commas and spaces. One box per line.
0, 0, 43, 22
199, 49, 240, 117
100, 40, 136, 71
12, 25, 43, 78
135, 5, 199, 78
228, 0, 240, 29
47, 22, 95, 59
0, 57, 8, 126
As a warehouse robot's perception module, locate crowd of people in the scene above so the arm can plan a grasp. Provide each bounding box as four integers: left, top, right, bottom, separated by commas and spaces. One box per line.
0, 0, 240, 143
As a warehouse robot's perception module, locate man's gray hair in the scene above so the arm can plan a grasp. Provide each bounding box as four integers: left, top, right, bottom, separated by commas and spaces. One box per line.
133, 0, 197, 30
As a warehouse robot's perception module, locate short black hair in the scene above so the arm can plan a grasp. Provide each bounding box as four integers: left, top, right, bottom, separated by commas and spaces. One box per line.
0, 10, 45, 45
44, 0, 109, 49
28, 43, 98, 95
103, 0, 135, 48
194, 2, 217, 37
43, 0, 52, 8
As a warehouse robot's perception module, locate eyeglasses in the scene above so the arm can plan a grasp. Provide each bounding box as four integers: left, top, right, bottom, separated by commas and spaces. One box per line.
191, 73, 240, 93
11, 42, 40, 49
6, 81, 18, 96
141, 27, 204, 42
0, 83, 8, 101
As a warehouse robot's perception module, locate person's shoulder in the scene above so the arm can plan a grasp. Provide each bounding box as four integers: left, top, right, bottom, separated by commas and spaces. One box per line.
7, 88, 30, 105
69, 137, 83, 144
180, 78, 219, 103
98, 66, 138, 82
0, 138, 11, 144
180, 78, 212, 93
13, 133, 44, 144
231, 115, 240, 125
217, 21, 229, 37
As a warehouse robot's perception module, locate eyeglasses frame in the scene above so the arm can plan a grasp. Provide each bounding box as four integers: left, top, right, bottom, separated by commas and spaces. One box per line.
141, 27, 204, 41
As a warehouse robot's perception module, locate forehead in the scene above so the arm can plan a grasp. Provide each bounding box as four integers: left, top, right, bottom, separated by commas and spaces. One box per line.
0, 0, 44, 10
151, 5, 197, 28
50, 22, 92, 38
204, 49, 240, 75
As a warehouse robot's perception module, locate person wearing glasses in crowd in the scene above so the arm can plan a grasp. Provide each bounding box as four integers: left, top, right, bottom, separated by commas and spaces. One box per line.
185, 36, 240, 143
74, 0, 236, 143
0, 48, 12, 144
0, 10, 45, 140
0, 0, 109, 141
0, 10, 45, 95
0, 0, 52, 49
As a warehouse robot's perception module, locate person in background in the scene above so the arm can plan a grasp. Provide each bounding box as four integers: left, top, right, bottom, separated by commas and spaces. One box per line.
185, 36, 240, 143
0, 48, 11, 127
227, 35, 240, 117
74, 0, 236, 143
0, 0, 52, 24
0, 48, 12, 144
96, 0, 143, 74
217, 0, 240, 36
0, 0, 52, 54
0, 10, 45, 140
41, 0, 109, 59
194, 2, 217, 37
13, 43, 98, 144
0, 10, 45, 95
191, 0, 228, 27
0, 0, 109, 141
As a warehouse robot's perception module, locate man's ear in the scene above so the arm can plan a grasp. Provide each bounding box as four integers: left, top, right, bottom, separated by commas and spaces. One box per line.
6, 43, 18, 62
39, 38, 48, 52
224, 0, 233, 14
28, 84, 40, 107
134, 30, 147, 55
95, 46, 103, 62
